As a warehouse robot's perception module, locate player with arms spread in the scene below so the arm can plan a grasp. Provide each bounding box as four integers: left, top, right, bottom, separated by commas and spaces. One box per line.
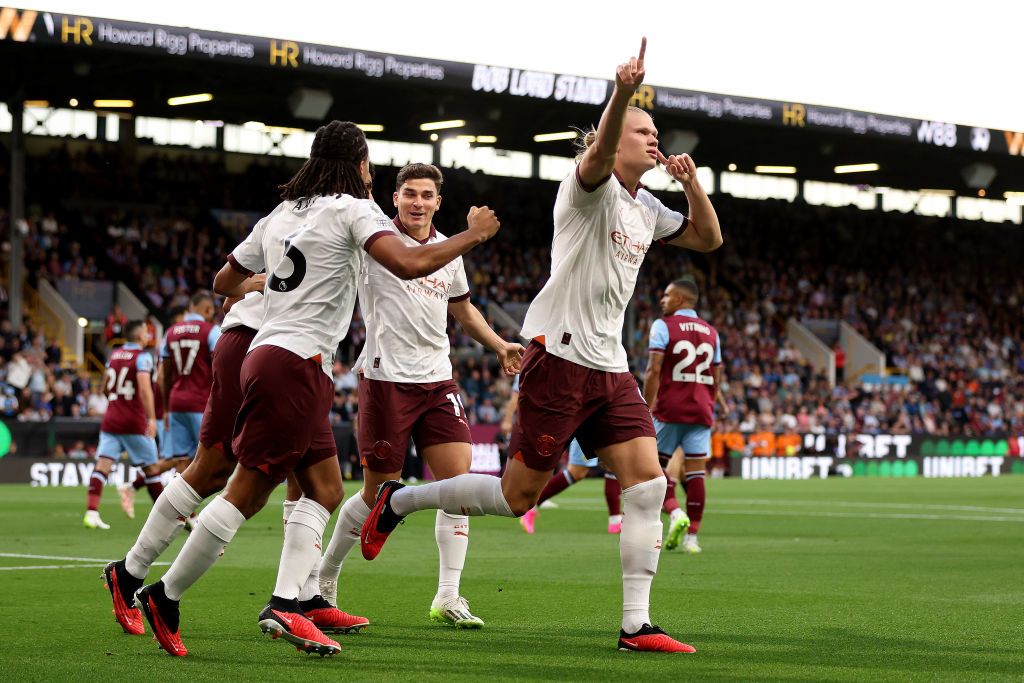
83, 321, 158, 530
316, 163, 523, 630
133, 120, 500, 658
643, 277, 723, 554
360, 39, 722, 652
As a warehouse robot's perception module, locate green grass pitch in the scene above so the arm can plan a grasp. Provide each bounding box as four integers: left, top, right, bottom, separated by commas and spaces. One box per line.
1, 477, 1022, 681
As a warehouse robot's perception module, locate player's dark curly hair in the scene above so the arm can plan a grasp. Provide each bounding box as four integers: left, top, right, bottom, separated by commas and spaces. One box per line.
279, 120, 369, 201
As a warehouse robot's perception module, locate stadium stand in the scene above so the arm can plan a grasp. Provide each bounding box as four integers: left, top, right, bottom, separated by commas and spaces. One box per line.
2, 142, 1021, 438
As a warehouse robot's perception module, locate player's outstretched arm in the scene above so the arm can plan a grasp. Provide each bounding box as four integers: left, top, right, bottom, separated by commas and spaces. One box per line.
448, 298, 524, 376
578, 37, 647, 187
656, 150, 723, 252
368, 206, 500, 280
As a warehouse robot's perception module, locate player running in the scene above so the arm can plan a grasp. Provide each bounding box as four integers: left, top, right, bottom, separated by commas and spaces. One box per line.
131, 120, 501, 658
642, 277, 723, 554
316, 163, 523, 630
117, 306, 184, 519
83, 321, 158, 530
360, 39, 722, 653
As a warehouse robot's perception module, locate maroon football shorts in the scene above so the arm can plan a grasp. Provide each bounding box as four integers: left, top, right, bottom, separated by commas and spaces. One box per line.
232, 345, 337, 481
508, 342, 655, 471
358, 376, 472, 473
198, 326, 256, 460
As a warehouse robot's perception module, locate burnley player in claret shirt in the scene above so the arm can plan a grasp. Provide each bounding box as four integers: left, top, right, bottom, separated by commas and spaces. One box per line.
643, 277, 724, 554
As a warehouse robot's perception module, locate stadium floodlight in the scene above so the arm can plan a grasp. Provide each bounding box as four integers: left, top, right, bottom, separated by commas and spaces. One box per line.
357, 124, 385, 133
453, 135, 497, 144
727, 163, 737, 171
754, 165, 797, 174
93, 100, 134, 108
534, 131, 578, 142
834, 163, 880, 174
77, 317, 88, 328
420, 120, 466, 131
167, 93, 214, 106
69, 98, 79, 107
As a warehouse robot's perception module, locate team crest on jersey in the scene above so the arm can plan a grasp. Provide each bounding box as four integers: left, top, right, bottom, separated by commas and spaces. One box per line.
535, 435, 557, 456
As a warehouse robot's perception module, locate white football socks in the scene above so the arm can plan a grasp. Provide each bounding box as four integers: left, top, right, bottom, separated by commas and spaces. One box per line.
620, 477, 666, 633
162, 496, 245, 601
390, 474, 514, 518
125, 475, 203, 580
434, 511, 469, 602
282, 499, 297, 528
273, 497, 330, 601
318, 493, 371, 587
282, 498, 322, 602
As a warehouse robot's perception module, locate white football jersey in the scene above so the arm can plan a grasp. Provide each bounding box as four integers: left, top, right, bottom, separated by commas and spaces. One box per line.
355, 218, 469, 383
521, 169, 687, 373
221, 291, 264, 332
230, 194, 394, 376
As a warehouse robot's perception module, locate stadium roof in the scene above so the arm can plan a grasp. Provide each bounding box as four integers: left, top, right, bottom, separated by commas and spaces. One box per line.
17, 0, 1024, 133
2, 3, 1023, 197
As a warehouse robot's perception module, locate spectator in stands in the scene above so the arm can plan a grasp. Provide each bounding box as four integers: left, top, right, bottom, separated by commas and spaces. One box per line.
104, 304, 128, 342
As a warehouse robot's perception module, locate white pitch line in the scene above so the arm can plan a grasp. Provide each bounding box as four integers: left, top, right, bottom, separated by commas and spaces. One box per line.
0, 553, 170, 567
559, 497, 1024, 516
0, 553, 117, 563
558, 503, 1024, 523
715, 499, 1024, 515
0, 564, 111, 571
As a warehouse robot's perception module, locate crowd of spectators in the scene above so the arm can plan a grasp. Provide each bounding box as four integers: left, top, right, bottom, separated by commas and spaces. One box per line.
0, 314, 102, 423
3, 142, 1021, 438
633, 198, 1024, 438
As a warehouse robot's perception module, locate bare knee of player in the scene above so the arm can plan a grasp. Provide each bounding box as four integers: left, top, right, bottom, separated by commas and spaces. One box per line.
304, 476, 344, 513
684, 454, 708, 474
500, 471, 546, 517
284, 473, 303, 502
183, 444, 235, 497
289, 455, 346, 512
360, 467, 400, 508
566, 464, 591, 483
421, 442, 472, 480
223, 470, 276, 519
503, 493, 536, 518
598, 437, 663, 489
95, 455, 115, 475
